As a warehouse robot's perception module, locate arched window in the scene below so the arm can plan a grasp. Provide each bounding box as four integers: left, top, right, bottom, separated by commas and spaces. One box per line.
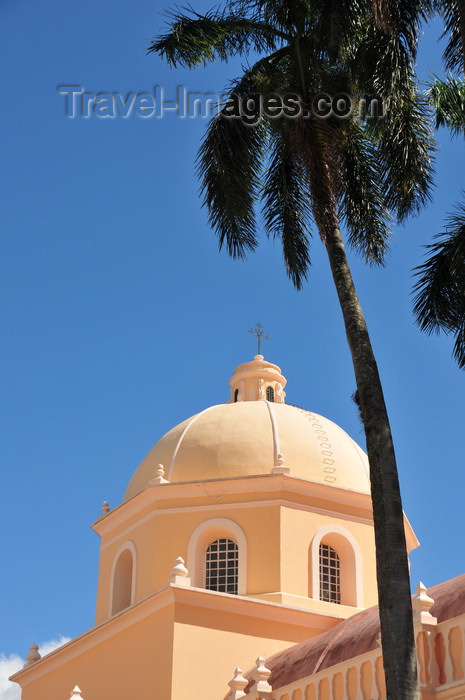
309, 526, 363, 607
266, 386, 275, 402
110, 543, 136, 616
319, 543, 341, 604
206, 538, 239, 594
187, 518, 247, 594
234, 388, 239, 402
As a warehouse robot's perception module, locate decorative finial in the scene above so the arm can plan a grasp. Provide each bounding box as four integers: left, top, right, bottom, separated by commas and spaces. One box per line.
23, 644, 41, 667
272, 453, 290, 475
228, 667, 248, 699
69, 687, 84, 699
101, 501, 110, 516
248, 322, 270, 356
148, 464, 170, 486
413, 581, 437, 626
251, 656, 272, 694
171, 556, 188, 577
169, 556, 191, 587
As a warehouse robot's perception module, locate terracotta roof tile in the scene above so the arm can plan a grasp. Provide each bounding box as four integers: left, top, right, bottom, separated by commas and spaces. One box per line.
237, 573, 465, 694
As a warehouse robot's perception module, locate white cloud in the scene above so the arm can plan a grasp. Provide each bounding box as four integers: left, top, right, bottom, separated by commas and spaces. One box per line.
36, 636, 71, 659
0, 654, 23, 700
0, 637, 71, 700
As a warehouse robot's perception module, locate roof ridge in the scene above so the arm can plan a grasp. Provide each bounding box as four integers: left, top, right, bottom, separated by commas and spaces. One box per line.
311, 607, 374, 675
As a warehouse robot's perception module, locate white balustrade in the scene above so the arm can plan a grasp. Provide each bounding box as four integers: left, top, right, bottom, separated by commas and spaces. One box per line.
227, 610, 465, 700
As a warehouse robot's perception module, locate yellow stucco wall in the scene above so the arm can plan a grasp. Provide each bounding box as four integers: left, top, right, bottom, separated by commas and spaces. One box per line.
279, 506, 378, 608
171, 620, 295, 700
95, 474, 379, 625
14, 587, 338, 700
17, 604, 175, 700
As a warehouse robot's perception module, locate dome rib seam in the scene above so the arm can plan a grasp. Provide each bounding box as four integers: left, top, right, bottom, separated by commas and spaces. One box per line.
167, 405, 218, 481
265, 400, 280, 470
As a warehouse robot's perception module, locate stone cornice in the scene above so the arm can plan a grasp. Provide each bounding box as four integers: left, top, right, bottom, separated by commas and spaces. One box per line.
92, 474, 374, 537
11, 584, 341, 685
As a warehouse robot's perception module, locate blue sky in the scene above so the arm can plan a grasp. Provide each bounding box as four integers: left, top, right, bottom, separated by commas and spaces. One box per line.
1, 0, 464, 692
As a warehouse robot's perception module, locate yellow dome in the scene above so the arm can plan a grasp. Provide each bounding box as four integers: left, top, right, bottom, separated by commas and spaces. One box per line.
123, 400, 370, 501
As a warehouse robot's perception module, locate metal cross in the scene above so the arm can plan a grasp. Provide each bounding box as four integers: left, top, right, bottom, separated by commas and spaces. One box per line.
248, 322, 270, 355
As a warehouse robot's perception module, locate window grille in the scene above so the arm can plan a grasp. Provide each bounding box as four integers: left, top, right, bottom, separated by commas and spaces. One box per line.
319, 543, 341, 604
205, 538, 238, 594
266, 386, 275, 402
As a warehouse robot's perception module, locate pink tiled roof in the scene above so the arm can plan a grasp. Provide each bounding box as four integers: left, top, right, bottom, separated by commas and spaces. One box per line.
428, 574, 465, 623
240, 573, 465, 693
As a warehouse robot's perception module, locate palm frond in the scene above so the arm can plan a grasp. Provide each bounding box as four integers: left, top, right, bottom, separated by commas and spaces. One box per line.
290, 117, 343, 243
371, 0, 396, 32
437, 0, 465, 73
148, 7, 283, 68
369, 0, 433, 43
452, 323, 465, 369
338, 123, 391, 264
301, 0, 367, 63
375, 90, 435, 221
197, 61, 276, 258
427, 77, 465, 134
262, 125, 312, 289
413, 200, 465, 368
354, 26, 412, 97
254, 0, 312, 34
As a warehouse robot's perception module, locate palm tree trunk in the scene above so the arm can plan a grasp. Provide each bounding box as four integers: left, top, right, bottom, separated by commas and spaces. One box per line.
323, 220, 418, 700
302, 133, 418, 698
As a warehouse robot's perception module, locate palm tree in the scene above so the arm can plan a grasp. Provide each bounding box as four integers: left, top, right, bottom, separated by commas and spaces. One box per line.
413, 202, 465, 367
149, 2, 434, 697
436, 0, 465, 74
413, 1, 465, 368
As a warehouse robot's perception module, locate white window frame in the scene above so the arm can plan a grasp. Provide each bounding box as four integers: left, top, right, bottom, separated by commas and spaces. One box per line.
310, 525, 363, 607
187, 518, 247, 595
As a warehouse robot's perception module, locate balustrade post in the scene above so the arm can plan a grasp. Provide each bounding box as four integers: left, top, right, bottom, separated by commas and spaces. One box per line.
460, 621, 465, 681
369, 656, 381, 699
413, 582, 439, 691
355, 662, 364, 700
443, 625, 455, 684
247, 656, 273, 700
228, 667, 248, 700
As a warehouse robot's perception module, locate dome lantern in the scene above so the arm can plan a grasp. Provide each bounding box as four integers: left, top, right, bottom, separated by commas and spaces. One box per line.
227, 355, 287, 404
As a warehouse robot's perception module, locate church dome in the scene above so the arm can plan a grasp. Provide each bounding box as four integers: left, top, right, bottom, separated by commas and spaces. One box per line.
124, 355, 370, 501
